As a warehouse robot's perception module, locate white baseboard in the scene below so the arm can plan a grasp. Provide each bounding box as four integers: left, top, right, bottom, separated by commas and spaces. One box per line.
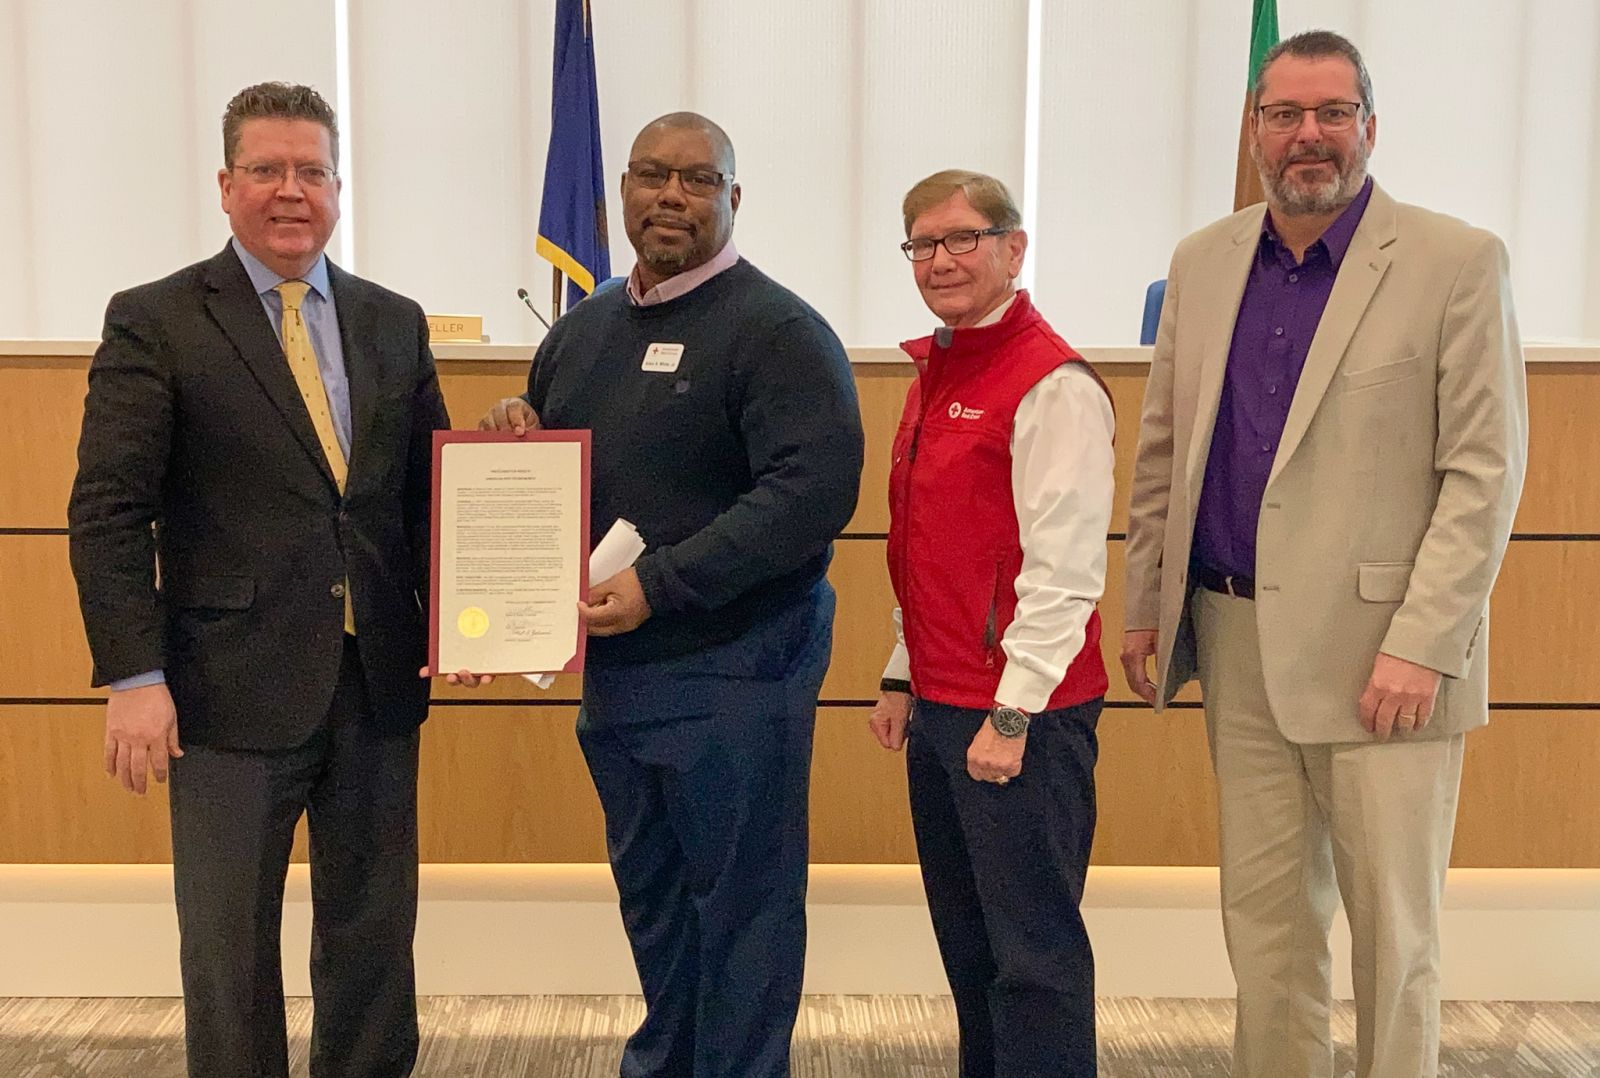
3, 864, 1597, 1000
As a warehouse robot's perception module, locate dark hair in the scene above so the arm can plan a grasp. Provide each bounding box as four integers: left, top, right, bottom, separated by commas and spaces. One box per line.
222, 82, 340, 168
1253, 30, 1375, 115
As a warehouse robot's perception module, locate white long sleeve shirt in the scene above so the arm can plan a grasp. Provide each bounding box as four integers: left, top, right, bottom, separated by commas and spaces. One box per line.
882, 301, 1116, 713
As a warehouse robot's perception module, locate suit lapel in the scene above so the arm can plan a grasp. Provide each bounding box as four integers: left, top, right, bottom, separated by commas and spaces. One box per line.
203, 245, 338, 489
1184, 207, 1265, 495
1267, 185, 1397, 488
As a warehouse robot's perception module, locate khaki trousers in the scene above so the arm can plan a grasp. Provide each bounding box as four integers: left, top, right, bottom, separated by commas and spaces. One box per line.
1192, 588, 1464, 1078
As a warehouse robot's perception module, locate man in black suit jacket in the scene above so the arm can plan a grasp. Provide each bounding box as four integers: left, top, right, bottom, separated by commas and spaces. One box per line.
67, 83, 448, 1078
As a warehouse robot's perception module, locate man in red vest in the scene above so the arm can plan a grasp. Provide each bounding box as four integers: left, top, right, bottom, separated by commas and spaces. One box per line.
869, 169, 1116, 1078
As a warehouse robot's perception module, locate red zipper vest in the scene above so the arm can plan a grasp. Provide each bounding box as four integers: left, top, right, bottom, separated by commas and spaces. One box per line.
887, 290, 1110, 711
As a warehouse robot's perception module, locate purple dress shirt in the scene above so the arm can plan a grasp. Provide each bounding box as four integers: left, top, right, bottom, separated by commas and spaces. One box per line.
1192, 178, 1374, 581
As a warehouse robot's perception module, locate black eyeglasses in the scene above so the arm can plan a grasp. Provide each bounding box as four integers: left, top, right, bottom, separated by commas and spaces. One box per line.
1256, 101, 1363, 134
626, 160, 732, 198
232, 162, 338, 188
900, 226, 1010, 262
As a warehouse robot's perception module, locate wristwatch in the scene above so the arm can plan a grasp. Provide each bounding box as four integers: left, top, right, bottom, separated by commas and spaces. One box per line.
989, 704, 1030, 738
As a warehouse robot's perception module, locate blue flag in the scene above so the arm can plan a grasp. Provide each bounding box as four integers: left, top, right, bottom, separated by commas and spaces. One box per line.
536, 0, 610, 310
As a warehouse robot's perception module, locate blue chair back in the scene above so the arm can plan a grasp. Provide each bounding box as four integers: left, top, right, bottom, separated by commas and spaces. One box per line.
1140, 279, 1167, 346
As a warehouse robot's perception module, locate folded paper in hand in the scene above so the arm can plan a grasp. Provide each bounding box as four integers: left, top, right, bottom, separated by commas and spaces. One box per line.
524, 518, 646, 689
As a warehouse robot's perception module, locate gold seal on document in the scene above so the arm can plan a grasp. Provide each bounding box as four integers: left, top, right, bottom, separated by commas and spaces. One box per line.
457, 607, 490, 638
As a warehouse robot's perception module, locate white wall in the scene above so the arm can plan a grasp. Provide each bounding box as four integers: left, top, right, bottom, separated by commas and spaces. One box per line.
4, 0, 1598, 346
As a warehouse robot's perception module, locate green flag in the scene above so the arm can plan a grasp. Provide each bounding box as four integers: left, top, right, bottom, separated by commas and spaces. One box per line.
1234, 0, 1280, 211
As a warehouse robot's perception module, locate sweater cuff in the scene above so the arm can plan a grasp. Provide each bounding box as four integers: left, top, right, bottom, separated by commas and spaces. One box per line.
633, 554, 679, 616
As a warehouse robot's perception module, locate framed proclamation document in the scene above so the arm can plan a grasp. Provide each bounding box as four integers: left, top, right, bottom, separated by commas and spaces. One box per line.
427, 430, 591, 676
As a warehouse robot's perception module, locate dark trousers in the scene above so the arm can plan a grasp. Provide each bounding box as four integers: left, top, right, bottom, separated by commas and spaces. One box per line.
907, 696, 1102, 1078
167, 636, 421, 1078
576, 583, 834, 1078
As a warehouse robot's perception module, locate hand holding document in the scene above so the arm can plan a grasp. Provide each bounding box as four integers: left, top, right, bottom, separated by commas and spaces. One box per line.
525, 518, 646, 688
427, 430, 591, 676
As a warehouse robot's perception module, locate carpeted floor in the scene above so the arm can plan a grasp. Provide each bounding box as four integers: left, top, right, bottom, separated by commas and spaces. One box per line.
2, 995, 1598, 1076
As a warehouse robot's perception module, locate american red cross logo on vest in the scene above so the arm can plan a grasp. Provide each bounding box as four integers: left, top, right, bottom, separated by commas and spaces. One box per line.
947, 401, 985, 421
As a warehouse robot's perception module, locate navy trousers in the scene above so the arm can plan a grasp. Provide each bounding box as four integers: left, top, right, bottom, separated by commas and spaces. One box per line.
907, 696, 1102, 1078
577, 582, 834, 1078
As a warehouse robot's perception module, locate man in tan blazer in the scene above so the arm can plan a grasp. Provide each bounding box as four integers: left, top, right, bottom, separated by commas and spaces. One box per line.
1121, 30, 1527, 1078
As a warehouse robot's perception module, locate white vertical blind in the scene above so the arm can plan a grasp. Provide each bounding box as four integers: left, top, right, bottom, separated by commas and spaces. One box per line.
0, 0, 335, 339
4, 1, 1598, 345
347, 0, 551, 342
1034, 0, 1245, 347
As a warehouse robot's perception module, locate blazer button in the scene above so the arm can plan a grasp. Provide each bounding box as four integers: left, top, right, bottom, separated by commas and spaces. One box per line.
330, 582, 347, 598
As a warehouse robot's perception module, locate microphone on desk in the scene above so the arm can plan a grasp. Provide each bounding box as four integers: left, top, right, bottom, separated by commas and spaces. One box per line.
516, 287, 554, 332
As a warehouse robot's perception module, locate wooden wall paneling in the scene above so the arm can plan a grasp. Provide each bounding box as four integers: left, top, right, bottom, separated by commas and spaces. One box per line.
846, 365, 914, 534
0, 359, 88, 529
0, 704, 308, 863
1514, 364, 1600, 534
809, 707, 916, 864
0, 705, 171, 862
436, 364, 534, 433
1099, 364, 1152, 537
417, 704, 607, 862
1091, 707, 1218, 866
1453, 710, 1600, 868
822, 538, 896, 701
0, 535, 101, 699
1488, 541, 1600, 703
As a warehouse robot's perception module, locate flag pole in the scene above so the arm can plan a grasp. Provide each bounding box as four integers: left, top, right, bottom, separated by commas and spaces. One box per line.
551, 267, 564, 323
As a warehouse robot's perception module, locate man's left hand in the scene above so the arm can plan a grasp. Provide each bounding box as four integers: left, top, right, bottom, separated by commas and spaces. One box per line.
967, 716, 1025, 784
418, 666, 495, 688
1359, 652, 1443, 740
579, 568, 652, 637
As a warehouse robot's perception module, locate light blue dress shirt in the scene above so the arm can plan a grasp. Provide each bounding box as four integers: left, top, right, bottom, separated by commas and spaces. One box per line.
111, 240, 353, 693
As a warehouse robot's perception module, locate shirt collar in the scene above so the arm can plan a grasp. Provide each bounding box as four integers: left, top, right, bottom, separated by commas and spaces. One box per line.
1260, 175, 1374, 270
626, 239, 739, 306
971, 291, 1017, 329
231, 236, 332, 301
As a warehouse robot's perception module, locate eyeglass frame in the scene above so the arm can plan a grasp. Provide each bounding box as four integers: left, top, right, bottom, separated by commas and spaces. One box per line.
231, 161, 339, 188
1254, 100, 1365, 134
625, 160, 734, 198
899, 226, 1012, 263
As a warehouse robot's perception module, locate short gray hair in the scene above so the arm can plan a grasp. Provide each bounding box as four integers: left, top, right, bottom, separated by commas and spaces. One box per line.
222, 82, 340, 168
1253, 30, 1375, 116
901, 170, 1021, 237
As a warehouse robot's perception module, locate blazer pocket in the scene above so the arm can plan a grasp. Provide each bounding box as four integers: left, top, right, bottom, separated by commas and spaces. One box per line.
1357, 562, 1413, 603
1340, 353, 1423, 391
165, 574, 256, 610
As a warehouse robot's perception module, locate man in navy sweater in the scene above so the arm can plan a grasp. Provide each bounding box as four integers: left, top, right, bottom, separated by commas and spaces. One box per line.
481, 112, 863, 1077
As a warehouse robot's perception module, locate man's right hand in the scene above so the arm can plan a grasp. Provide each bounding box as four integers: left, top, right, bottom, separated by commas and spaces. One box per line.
1120, 630, 1160, 705
868, 691, 912, 751
104, 683, 182, 795
478, 397, 541, 435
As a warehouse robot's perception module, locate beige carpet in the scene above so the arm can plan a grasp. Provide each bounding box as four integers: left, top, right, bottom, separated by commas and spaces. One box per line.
2, 995, 1597, 1076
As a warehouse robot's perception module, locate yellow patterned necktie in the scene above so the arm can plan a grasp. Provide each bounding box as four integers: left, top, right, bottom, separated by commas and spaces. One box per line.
274, 280, 355, 634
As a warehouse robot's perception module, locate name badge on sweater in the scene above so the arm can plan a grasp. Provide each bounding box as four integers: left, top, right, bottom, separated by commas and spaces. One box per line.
642, 343, 685, 373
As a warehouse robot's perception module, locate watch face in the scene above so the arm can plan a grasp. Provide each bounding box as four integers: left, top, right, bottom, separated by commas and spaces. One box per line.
992, 706, 1029, 738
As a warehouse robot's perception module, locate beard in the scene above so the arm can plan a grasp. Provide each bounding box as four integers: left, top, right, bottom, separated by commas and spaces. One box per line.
633, 226, 701, 278
1254, 138, 1369, 216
